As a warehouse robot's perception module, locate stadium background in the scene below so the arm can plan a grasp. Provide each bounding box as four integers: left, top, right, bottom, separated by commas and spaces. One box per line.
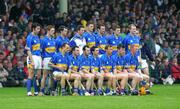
0, 0, 180, 109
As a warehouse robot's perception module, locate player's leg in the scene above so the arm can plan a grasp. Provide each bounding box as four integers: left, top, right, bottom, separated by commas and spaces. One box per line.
128, 73, 139, 90
104, 73, 113, 94
96, 73, 104, 95
116, 71, 128, 95
70, 73, 81, 95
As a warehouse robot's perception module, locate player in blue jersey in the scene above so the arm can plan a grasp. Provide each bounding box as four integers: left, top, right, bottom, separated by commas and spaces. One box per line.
68, 46, 82, 95
79, 45, 94, 96
95, 24, 108, 55
26, 23, 41, 96
70, 25, 86, 55
100, 45, 116, 95
107, 25, 123, 55
112, 44, 128, 95
124, 44, 142, 95
39, 25, 56, 95
55, 26, 69, 52
123, 24, 138, 54
48, 43, 70, 95
83, 22, 96, 49
91, 46, 104, 95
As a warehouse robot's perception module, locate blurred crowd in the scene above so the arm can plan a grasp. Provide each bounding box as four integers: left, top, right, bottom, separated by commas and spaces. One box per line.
0, 0, 179, 87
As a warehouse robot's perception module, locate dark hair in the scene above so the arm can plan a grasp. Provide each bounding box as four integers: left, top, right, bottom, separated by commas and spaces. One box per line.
97, 24, 105, 29
105, 45, 112, 50
117, 44, 125, 49
47, 25, 55, 31
31, 23, 41, 31
61, 43, 68, 48
76, 25, 84, 31
83, 45, 89, 51
72, 46, 79, 52
58, 26, 68, 32
87, 21, 94, 26
91, 46, 98, 52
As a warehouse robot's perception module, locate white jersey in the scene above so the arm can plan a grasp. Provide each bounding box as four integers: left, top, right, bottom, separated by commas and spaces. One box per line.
70, 33, 86, 55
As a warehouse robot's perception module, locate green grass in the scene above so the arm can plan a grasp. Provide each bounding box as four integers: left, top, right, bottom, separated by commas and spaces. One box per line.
0, 84, 180, 109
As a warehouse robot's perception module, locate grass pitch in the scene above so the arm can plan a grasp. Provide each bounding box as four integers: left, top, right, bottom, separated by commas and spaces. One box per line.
0, 84, 180, 109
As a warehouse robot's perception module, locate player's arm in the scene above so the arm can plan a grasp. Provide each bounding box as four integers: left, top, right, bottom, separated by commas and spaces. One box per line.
81, 68, 90, 74
48, 62, 65, 71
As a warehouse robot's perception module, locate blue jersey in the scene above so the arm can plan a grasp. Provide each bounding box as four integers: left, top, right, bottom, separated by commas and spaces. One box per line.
41, 36, 56, 58
79, 54, 92, 71
68, 55, 80, 72
83, 32, 95, 48
94, 33, 108, 54
55, 36, 69, 52
124, 52, 139, 71
107, 34, 123, 55
26, 33, 41, 56
50, 52, 69, 72
112, 53, 126, 71
91, 55, 101, 72
100, 54, 114, 72
123, 33, 140, 54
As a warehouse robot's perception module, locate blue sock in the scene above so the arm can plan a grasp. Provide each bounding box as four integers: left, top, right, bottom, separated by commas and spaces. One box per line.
61, 88, 66, 93
26, 79, 32, 92
41, 88, 45, 94
73, 88, 78, 93
53, 80, 58, 91
105, 88, 110, 93
34, 78, 39, 93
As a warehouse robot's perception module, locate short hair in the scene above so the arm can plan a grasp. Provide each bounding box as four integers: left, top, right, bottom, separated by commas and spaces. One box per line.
128, 24, 136, 29
86, 21, 94, 26
58, 26, 68, 32
47, 25, 55, 31
91, 46, 98, 52
76, 25, 84, 31
117, 44, 125, 49
115, 25, 120, 30
97, 24, 105, 29
61, 43, 68, 48
105, 45, 112, 50
83, 45, 89, 51
31, 23, 41, 31
72, 46, 79, 52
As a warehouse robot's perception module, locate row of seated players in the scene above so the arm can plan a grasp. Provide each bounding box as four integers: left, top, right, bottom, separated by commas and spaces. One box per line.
46, 44, 149, 96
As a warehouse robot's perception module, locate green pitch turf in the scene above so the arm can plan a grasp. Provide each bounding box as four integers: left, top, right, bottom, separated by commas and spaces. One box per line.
0, 84, 180, 109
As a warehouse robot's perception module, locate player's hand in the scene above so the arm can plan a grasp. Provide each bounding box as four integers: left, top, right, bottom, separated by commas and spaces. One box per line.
31, 61, 35, 68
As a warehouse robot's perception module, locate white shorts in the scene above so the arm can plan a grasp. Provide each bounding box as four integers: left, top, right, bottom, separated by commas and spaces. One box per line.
53, 71, 68, 76
141, 59, 148, 69
27, 55, 42, 69
42, 57, 51, 70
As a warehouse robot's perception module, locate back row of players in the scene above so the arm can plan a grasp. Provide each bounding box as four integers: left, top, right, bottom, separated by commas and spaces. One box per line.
26, 22, 149, 96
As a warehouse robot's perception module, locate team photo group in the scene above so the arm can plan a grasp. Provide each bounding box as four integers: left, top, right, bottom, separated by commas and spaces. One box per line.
26, 22, 151, 96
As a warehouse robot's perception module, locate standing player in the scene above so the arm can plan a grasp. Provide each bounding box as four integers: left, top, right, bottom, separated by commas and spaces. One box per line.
48, 43, 70, 95
68, 46, 82, 95
79, 46, 94, 95
83, 22, 96, 49
39, 25, 56, 95
55, 26, 69, 52
107, 25, 123, 55
26, 23, 42, 96
112, 44, 128, 95
91, 46, 104, 95
100, 45, 116, 95
70, 25, 86, 55
95, 24, 108, 55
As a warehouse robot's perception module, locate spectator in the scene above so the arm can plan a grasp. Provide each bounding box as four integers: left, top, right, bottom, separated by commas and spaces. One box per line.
0, 62, 8, 87
171, 57, 180, 79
